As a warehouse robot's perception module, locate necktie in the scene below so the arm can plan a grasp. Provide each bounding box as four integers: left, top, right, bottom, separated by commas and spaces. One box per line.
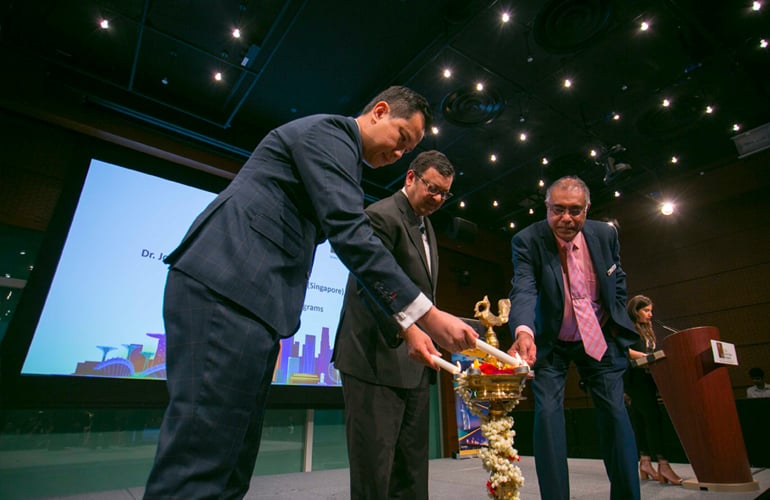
565, 241, 607, 361
418, 219, 431, 276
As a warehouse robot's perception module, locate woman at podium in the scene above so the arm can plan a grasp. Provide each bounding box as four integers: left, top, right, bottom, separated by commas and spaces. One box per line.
624, 295, 683, 485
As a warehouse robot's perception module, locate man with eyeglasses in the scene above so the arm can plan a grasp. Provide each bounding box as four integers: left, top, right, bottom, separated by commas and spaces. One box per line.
333, 150, 454, 499
506, 175, 641, 500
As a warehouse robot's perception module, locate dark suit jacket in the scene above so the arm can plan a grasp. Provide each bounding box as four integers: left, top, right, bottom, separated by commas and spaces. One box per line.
333, 191, 437, 389
508, 219, 638, 360
165, 114, 423, 338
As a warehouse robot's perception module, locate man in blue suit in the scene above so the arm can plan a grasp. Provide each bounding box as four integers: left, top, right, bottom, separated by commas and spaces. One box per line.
507, 176, 641, 500
144, 86, 478, 499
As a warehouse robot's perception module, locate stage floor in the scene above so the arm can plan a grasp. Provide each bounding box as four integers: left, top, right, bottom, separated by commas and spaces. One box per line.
27, 456, 770, 500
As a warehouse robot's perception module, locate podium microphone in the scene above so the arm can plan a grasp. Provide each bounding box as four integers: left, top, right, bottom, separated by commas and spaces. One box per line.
654, 319, 679, 334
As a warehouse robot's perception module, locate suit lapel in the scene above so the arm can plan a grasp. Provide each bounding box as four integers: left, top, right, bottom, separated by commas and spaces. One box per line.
425, 218, 439, 294
395, 193, 433, 288
581, 221, 610, 302
539, 222, 566, 302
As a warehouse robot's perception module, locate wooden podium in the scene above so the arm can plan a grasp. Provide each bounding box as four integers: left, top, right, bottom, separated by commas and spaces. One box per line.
647, 326, 758, 492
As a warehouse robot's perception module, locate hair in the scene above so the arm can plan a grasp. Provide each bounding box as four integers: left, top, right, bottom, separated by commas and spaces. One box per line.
409, 150, 454, 178
361, 85, 433, 129
749, 367, 765, 379
627, 294, 656, 350
545, 175, 591, 205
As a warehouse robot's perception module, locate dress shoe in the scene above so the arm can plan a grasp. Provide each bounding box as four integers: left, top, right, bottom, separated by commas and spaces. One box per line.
639, 456, 660, 481
658, 460, 683, 485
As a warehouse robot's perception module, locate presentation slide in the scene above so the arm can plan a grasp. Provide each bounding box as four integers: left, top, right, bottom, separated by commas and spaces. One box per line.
21, 159, 348, 386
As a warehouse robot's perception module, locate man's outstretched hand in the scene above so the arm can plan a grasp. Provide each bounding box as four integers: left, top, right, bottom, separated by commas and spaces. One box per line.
417, 306, 478, 353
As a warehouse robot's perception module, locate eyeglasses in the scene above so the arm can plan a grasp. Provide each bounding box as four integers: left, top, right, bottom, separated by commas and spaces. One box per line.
413, 170, 453, 200
547, 203, 587, 217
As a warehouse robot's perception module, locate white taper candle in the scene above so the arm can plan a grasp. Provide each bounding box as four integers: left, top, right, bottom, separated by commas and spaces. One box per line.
475, 339, 528, 367
430, 354, 461, 374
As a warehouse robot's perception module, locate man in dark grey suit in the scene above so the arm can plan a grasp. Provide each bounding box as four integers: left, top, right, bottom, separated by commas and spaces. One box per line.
507, 176, 641, 500
333, 150, 454, 499
144, 87, 478, 499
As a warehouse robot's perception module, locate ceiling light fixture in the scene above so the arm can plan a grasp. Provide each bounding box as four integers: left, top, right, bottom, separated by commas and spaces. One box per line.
476, 82, 484, 91
490, 154, 497, 162
214, 72, 223, 81
662, 98, 671, 107
705, 105, 714, 114
232, 28, 241, 39
443, 68, 452, 78
752, 1, 762, 11
563, 78, 572, 88
519, 132, 527, 141
671, 156, 678, 163
459, 201, 466, 208
509, 222, 515, 229
760, 39, 768, 49
501, 12, 511, 23
99, 19, 110, 30
492, 200, 499, 207
660, 202, 675, 215
541, 157, 549, 165
640, 21, 650, 31
431, 126, 439, 135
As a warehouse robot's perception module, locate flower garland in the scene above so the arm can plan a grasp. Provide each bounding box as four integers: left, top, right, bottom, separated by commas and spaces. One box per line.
455, 362, 525, 500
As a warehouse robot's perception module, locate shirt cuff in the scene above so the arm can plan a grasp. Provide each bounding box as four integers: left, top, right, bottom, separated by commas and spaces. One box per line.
393, 293, 432, 330
515, 326, 535, 339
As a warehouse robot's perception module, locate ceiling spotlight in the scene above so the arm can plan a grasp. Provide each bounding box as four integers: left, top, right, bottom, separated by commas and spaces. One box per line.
509, 222, 516, 229
752, 1, 762, 11
431, 126, 439, 135
614, 191, 621, 198
519, 132, 527, 141
541, 157, 549, 165
501, 12, 511, 23
563, 78, 572, 88
492, 200, 499, 207
660, 202, 675, 216
662, 98, 671, 107
640, 21, 650, 31
519, 114, 526, 123
161, 76, 169, 85
705, 105, 714, 114
612, 112, 621, 121
528, 208, 534, 215
476, 82, 484, 91
621, 83, 629, 91
232, 28, 241, 38
760, 39, 768, 49
538, 179, 545, 188
459, 201, 466, 208
490, 154, 497, 162
527, 54, 535, 63
590, 149, 598, 157
214, 72, 223, 81
671, 156, 678, 163
443, 68, 452, 78
99, 19, 110, 30
732, 123, 741, 132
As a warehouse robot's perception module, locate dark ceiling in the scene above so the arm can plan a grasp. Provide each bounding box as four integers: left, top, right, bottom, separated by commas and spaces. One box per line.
1, 0, 768, 234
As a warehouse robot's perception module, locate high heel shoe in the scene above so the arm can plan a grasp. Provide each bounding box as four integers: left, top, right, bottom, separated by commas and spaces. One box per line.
657, 460, 683, 485
639, 456, 660, 481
